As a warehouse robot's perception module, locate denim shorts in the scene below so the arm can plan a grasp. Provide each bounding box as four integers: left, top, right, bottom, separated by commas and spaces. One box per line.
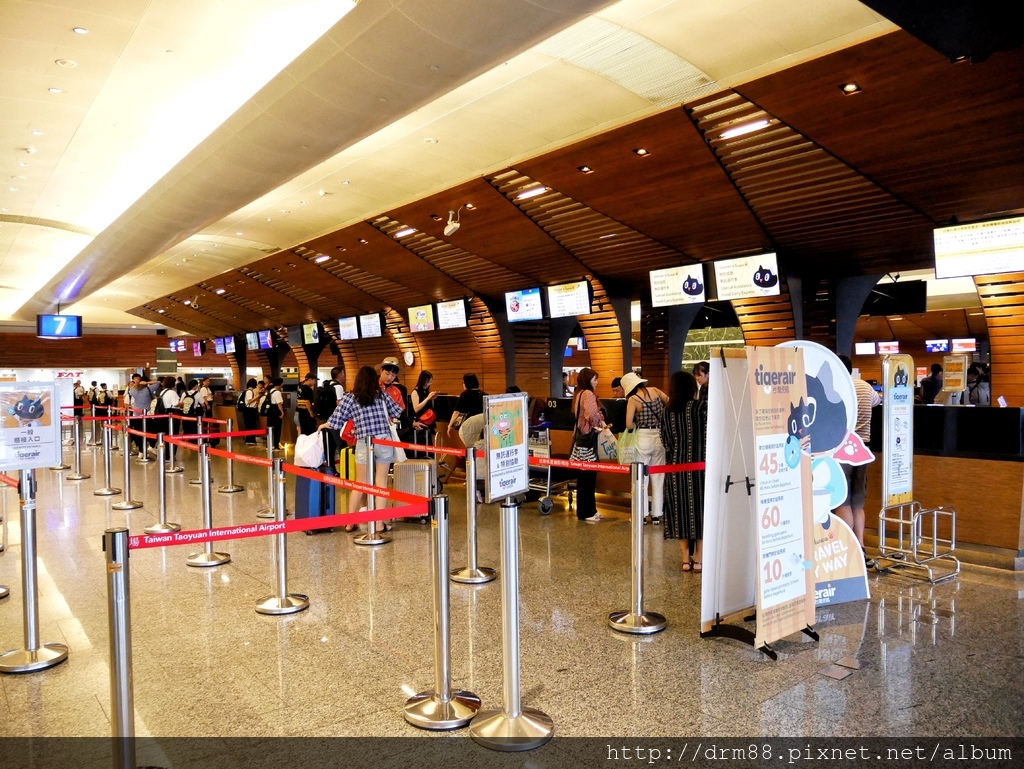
354, 439, 395, 465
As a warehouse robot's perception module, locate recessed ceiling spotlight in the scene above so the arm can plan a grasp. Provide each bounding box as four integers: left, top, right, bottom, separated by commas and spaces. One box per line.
183, 300, 191, 306
394, 227, 416, 238
265, 217, 271, 222
47, 87, 62, 94
430, 213, 443, 221
464, 203, 475, 210
157, 309, 165, 314
357, 238, 367, 244
299, 200, 306, 205
318, 189, 326, 196
215, 288, 226, 295
314, 254, 330, 263
423, 137, 438, 144
8, 187, 17, 192
72, 27, 89, 34
335, 246, 346, 251
30, 130, 43, 136
55, 59, 77, 68
18, 163, 27, 167
515, 186, 546, 201
235, 231, 242, 235
719, 119, 771, 139
341, 180, 350, 185
578, 165, 594, 174
840, 82, 862, 95
287, 262, 295, 267
632, 148, 649, 156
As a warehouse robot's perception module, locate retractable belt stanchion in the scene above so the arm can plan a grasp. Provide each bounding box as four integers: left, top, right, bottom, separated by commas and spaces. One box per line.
112, 427, 143, 511
94, 422, 122, 497
103, 527, 136, 769
145, 434, 180, 534
165, 416, 183, 474
609, 462, 666, 634
110, 409, 120, 451
256, 429, 277, 519
186, 442, 230, 567
255, 459, 309, 615
50, 421, 71, 470
354, 437, 391, 546
136, 414, 154, 464
469, 497, 553, 751
405, 494, 481, 729
218, 418, 243, 493
450, 449, 495, 584
1, 482, 9, 601
189, 415, 205, 485
65, 419, 91, 481
0, 470, 70, 673
87, 403, 102, 446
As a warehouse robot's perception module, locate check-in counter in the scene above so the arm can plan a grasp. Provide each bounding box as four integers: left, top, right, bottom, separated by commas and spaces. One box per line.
866, 405, 1024, 564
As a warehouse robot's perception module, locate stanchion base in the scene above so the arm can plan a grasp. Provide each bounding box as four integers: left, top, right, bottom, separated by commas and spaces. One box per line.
404, 690, 481, 730
255, 594, 310, 615
49, 464, 71, 471
165, 466, 184, 475
144, 522, 182, 534
189, 478, 202, 486
255, 508, 274, 519
450, 566, 497, 585
65, 473, 91, 481
87, 440, 103, 447
469, 707, 554, 751
0, 643, 69, 673
217, 485, 244, 493
0, 585, 8, 600
186, 551, 231, 567
608, 611, 667, 635
93, 487, 122, 497
353, 531, 392, 546
111, 500, 143, 510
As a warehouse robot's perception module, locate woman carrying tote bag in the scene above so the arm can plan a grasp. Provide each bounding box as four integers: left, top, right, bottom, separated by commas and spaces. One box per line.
570, 368, 605, 523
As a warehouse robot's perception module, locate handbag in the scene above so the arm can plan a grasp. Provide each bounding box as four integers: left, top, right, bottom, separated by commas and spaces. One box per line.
617, 428, 638, 465
388, 421, 408, 463
449, 412, 465, 431
569, 394, 598, 463
341, 419, 356, 445
418, 408, 436, 426
596, 427, 618, 462
294, 432, 325, 468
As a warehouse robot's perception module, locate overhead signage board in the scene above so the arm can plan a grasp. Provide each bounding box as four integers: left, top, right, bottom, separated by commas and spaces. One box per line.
0, 381, 62, 470
934, 216, 1024, 279
36, 314, 82, 339
942, 354, 969, 392
408, 304, 435, 332
713, 253, 781, 301
649, 265, 706, 307
359, 313, 382, 339
337, 317, 359, 340
546, 281, 591, 319
505, 288, 543, 322
483, 392, 529, 503
436, 299, 468, 330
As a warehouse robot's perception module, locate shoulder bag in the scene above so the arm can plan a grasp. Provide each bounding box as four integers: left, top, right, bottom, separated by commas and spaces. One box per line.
569, 393, 598, 463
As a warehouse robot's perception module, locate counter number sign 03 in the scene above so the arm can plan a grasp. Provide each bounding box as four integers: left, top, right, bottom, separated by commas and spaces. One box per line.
37, 314, 83, 339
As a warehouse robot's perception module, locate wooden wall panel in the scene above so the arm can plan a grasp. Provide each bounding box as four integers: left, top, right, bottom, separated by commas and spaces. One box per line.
513, 320, 552, 398
733, 275, 796, 347
0, 332, 200, 370
576, 279, 627, 397
640, 307, 670, 390
975, 273, 1024, 407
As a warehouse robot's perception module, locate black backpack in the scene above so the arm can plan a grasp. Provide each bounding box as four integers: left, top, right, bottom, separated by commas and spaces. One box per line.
149, 389, 168, 416
315, 381, 337, 421
259, 389, 274, 416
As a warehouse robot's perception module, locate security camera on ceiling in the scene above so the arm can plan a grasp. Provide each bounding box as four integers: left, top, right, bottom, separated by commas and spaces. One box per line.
444, 210, 460, 237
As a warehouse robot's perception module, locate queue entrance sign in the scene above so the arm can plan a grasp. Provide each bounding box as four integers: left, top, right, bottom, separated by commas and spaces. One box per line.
482, 392, 529, 504
0, 381, 62, 470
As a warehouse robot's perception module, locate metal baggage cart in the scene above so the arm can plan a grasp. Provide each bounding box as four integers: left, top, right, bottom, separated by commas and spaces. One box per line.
528, 427, 573, 515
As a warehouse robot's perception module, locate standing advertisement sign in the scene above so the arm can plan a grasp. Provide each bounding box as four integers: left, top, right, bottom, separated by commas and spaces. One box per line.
882, 355, 915, 506
483, 393, 529, 504
747, 346, 815, 649
0, 381, 62, 469
942, 354, 969, 394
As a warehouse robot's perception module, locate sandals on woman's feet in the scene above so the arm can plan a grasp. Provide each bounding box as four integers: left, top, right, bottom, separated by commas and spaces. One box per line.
681, 561, 692, 572
692, 561, 702, 573
380, 521, 393, 532
344, 524, 357, 533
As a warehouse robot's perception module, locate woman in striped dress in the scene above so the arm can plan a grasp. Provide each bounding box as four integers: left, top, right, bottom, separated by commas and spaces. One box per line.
661, 370, 708, 572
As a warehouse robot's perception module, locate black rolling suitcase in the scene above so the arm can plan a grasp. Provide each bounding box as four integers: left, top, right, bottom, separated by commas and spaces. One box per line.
294, 431, 336, 534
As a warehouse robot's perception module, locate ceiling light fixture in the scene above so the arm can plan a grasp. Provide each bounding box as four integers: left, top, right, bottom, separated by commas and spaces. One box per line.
840, 82, 862, 95
429, 213, 443, 221
719, 119, 771, 139
30, 130, 43, 136
578, 165, 594, 174
464, 203, 475, 210
632, 148, 649, 156
183, 300, 191, 306
394, 227, 416, 238
157, 309, 165, 314
599, 234, 616, 239
215, 289, 226, 295
72, 27, 89, 34
55, 59, 77, 68
341, 180, 350, 185
47, 87, 62, 94
314, 254, 330, 263
357, 238, 367, 244
515, 186, 546, 201
335, 246, 346, 251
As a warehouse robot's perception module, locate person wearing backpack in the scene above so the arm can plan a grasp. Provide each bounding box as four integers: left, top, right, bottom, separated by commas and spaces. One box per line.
242, 378, 260, 445
263, 377, 285, 450
94, 382, 112, 419
177, 380, 200, 436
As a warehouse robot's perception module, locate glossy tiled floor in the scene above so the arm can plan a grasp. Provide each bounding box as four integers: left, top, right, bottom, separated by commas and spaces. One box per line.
0, 441, 1021, 739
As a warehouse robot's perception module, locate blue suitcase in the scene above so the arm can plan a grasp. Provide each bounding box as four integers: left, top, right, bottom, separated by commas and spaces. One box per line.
294, 432, 336, 533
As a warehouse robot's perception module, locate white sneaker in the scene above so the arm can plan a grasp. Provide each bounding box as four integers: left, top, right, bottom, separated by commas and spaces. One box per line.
583, 514, 602, 523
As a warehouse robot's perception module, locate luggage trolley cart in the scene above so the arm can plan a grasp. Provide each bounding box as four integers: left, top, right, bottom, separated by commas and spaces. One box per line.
528, 427, 573, 515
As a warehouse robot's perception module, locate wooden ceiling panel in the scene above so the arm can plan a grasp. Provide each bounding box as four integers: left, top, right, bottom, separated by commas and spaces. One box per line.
516, 109, 768, 262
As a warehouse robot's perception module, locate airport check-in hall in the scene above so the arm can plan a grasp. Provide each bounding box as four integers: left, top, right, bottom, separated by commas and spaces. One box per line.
0, 0, 1023, 764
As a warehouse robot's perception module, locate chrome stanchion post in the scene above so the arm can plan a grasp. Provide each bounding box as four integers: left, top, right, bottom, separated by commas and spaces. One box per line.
189, 416, 204, 485
87, 403, 102, 446
1, 485, 8, 600
186, 442, 230, 567
451, 449, 495, 584
256, 431, 276, 518
50, 421, 71, 470
218, 418, 243, 493
354, 437, 391, 546
469, 497, 553, 750
136, 414, 154, 464
405, 495, 481, 729
256, 459, 309, 615
103, 527, 136, 769
0, 470, 70, 673
165, 416, 182, 473
112, 428, 143, 511
145, 434, 180, 534
609, 462, 667, 634
94, 422, 122, 496
66, 419, 90, 481
110, 410, 119, 451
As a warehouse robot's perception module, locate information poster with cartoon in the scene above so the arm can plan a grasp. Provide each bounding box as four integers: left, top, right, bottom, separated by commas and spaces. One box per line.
747, 345, 815, 647
0, 381, 61, 470
882, 354, 915, 505
780, 341, 872, 608
483, 392, 529, 503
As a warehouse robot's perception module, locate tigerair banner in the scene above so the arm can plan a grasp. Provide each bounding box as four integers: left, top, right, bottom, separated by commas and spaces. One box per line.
812, 513, 870, 606
0, 381, 63, 470
882, 354, 914, 506
747, 346, 815, 648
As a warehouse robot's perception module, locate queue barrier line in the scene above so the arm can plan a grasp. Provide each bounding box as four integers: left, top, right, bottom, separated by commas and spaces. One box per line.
207, 446, 273, 468
167, 428, 263, 441
0, 473, 18, 489
648, 461, 706, 475
282, 461, 426, 506
125, 428, 158, 441
128, 500, 429, 550
528, 455, 630, 474
371, 437, 467, 458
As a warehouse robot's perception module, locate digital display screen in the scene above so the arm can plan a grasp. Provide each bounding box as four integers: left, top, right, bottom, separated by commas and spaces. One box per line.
36, 314, 82, 339
505, 288, 543, 322
713, 253, 781, 301
245, 332, 259, 351
854, 342, 876, 355
408, 304, 435, 332
338, 317, 359, 340
934, 216, 1024, 279
302, 323, 320, 344
649, 265, 705, 307
223, 336, 236, 354
436, 299, 468, 330
193, 341, 206, 357
877, 341, 900, 354
214, 338, 225, 355
925, 339, 949, 353
169, 339, 186, 352
258, 329, 274, 350
546, 281, 591, 319
359, 313, 382, 339
952, 338, 977, 353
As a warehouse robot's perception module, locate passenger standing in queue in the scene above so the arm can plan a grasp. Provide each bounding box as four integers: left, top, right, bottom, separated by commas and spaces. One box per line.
410, 370, 437, 458
447, 373, 485, 439
242, 378, 260, 444
321, 365, 404, 533
296, 372, 319, 436
267, 377, 285, 450
622, 372, 669, 525
661, 370, 707, 572
693, 361, 710, 401
571, 368, 605, 523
